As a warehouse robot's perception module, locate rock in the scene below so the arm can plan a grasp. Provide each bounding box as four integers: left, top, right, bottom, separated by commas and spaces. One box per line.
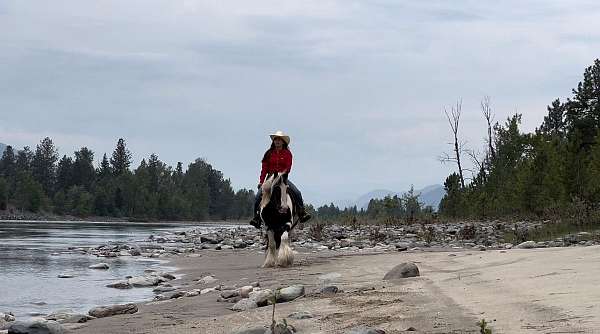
197, 276, 218, 285
7, 320, 65, 334
406, 327, 417, 331
347, 326, 385, 334
44, 312, 94, 324
239, 286, 254, 298
516, 241, 537, 249
383, 262, 420, 279
221, 290, 239, 299
185, 290, 200, 297
248, 289, 273, 307
128, 276, 161, 287
88, 263, 109, 270
287, 311, 314, 319
156, 272, 176, 280
200, 288, 216, 295
277, 285, 305, 303
106, 280, 131, 289
88, 303, 138, 318
162, 291, 185, 299
320, 286, 339, 295
1, 313, 15, 322
153, 286, 177, 293
57, 274, 74, 279
270, 323, 295, 334
233, 327, 268, 334
230, 299, 258, 311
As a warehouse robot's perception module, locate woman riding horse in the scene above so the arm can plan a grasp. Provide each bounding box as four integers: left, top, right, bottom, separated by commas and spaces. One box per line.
249, 130, 311, 228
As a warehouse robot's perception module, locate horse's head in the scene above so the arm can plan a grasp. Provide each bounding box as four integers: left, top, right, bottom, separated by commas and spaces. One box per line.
260, 172, 290, 214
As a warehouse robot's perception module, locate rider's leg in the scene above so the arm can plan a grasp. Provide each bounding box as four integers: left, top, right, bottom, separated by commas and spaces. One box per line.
287, 181, 311, 223
249, 188, 262, 228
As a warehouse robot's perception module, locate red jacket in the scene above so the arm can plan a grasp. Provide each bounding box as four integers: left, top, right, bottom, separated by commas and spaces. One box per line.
260, 148, 292, 183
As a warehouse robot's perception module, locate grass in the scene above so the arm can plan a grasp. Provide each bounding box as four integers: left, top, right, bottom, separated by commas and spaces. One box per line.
502, 219, 600, 244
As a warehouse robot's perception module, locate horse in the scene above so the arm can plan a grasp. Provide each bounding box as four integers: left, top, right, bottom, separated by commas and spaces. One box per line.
259, 172, 296, 268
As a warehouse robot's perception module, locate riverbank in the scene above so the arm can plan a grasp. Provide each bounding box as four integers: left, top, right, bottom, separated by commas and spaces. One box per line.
3, 220, 600, 333
61, 245, 600, 334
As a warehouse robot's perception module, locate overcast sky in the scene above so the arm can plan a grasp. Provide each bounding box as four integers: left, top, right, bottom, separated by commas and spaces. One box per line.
1, 1, 599, 205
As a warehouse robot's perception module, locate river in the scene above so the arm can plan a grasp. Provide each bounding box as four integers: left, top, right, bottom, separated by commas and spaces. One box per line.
0, 220, 225, 319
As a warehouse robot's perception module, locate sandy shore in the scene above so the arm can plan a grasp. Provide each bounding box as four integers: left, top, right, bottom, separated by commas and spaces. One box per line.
65, 245, 600, 334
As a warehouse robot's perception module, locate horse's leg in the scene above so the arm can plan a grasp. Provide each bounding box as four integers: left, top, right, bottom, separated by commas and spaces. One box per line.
262, 230, 277, 268
277, 229, 294, 267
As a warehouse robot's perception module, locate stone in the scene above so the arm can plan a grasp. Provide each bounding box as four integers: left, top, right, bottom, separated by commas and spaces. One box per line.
200, 288, 216, 295
88, 263, 109, 270
233, 327, 268, 334
153, 286, 177, 293
221, 290, 239, 299
277, 285, 305, 303
44, 312, 94, 324
383, 262, 420, 280
239, 286, 254, 298
231, 299, 258, 311
347, 326, 385, 334
185, 290, 200, 297
128, 276, 161, 287
249, 289, 273, 307
320, 286, 339, 295
287, 311, 314, 319
516, 241, 536, 249
197, 276, 218, 285
88, 303, 138, 318
7, 320, 65, 334
106, 280, 131, 289
57, 274, 74, 279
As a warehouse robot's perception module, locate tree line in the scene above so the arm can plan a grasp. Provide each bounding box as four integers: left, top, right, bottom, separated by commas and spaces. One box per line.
0, 138, 255, 220
439, 59, 600, 222
308, 186, 434, 224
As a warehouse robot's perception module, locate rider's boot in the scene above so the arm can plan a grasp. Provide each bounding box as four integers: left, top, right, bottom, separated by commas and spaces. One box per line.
297, 206, 312, 223
249, 211, 262, 229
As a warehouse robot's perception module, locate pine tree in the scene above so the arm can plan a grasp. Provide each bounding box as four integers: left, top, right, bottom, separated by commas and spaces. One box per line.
98, 153, 112, 179
0, 146, 16, 179
73, 147, 95, 189
16, 146, 34, 172
56, 155, 74, 192
31, 137, 58, 195
110, 138, 132, 176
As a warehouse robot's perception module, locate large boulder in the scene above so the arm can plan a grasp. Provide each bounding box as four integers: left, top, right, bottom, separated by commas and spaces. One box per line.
383, 262, 420, 280
106, 280, 131, 289
248, 289, 273, 307
7, 320, 65, 334
277, 285, 305, 303
230, 299, 258, 312
127, 276, 162, 287
88, 303, 138, 318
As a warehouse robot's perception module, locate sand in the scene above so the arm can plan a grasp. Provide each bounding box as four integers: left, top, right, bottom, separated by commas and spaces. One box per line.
66, 245, 600, 334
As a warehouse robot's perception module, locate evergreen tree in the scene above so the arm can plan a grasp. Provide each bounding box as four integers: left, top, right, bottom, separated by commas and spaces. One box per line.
98, 153, 112, 179
73, 147, 95, 189
110, 138, 132, 176
0, 145, 16, 179
31, 137, 58, 195
56, 155, 74, 192
16, 146, 34, 172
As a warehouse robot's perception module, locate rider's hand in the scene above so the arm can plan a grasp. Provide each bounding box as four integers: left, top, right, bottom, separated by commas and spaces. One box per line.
257, 183, 262, 189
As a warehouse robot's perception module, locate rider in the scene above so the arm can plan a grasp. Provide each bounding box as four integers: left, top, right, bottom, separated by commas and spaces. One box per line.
249, 130, 312, 229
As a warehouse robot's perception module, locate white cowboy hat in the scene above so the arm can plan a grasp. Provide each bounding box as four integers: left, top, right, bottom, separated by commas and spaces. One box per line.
269, 130, 290, 145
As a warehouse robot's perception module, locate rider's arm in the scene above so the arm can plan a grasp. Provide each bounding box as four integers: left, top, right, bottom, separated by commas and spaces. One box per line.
284, 150, 293, 173
260, 158, 268, 184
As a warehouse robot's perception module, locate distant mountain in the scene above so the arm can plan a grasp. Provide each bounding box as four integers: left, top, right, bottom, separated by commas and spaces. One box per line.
0, 143, 6, 155
349, 184, 446, 211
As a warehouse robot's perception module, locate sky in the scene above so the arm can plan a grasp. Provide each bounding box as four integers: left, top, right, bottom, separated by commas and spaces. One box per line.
1, 1, 600, 206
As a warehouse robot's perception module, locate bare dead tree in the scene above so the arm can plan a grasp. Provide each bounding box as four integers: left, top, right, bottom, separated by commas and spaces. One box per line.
440, 99, 466, 188
466, 149, 486, 183
481, 96, 496, 161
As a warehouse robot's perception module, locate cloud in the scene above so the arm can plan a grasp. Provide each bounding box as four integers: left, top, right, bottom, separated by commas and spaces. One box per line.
1, 0, 600, 205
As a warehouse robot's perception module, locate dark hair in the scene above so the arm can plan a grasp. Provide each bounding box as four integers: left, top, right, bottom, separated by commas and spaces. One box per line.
261, 141, 289, 162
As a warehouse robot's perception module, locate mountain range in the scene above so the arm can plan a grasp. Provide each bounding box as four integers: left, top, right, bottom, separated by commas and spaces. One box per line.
336, 184, 446, 211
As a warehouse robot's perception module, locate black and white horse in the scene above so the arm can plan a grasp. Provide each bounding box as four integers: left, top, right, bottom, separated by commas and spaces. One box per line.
259, 172, 295, 267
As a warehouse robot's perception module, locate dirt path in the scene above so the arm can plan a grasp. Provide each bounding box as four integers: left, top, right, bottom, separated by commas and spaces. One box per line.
67, 246, 600, 334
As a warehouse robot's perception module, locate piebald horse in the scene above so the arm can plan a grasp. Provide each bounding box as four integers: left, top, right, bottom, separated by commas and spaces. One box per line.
259, 172, 296, 268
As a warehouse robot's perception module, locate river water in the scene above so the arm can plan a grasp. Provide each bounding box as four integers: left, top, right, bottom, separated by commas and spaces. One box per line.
0, 220, 223, 319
